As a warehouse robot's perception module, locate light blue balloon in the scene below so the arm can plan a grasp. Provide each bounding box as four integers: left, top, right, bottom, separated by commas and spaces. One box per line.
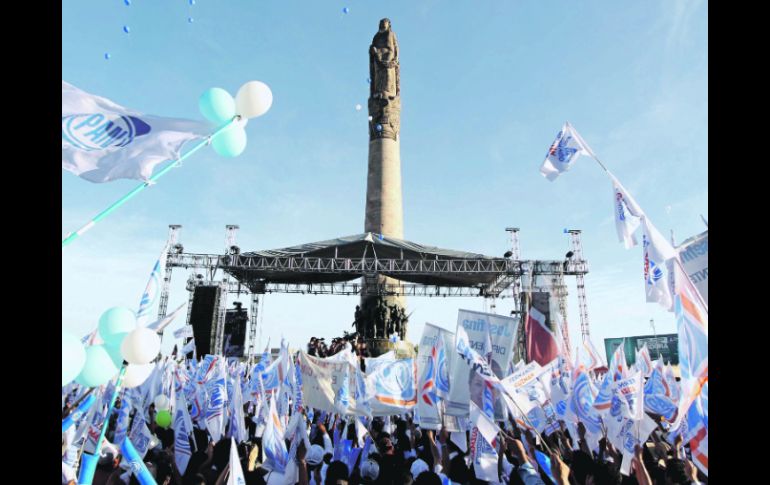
98, 307, 136, 346
199, 87, 235, 124
123, 25, 130, 34
76, 345, 119, 387
343, 7, 350, 14
188, 17, 195, 24
189, 0, 196, 5
62, 331, 86, 386
104, 53, 111, 60
104, 342, 125, 368
212, 126, 247, 157
124, 0, 131, 6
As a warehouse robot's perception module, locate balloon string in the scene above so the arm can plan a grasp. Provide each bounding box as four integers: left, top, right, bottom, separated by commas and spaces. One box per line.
62, 117, 237, 248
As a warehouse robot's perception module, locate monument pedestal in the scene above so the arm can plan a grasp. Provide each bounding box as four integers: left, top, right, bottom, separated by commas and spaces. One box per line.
366, 338, 394, 357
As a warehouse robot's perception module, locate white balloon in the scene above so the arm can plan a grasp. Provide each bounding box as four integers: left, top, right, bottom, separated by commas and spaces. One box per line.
120, 327, 161, 365
235, 81, 273, 118
122, 363, 154, 388
153, 394, 170, 410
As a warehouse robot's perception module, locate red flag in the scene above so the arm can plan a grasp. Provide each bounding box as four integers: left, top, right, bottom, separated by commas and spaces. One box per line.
525, 307, 559, 366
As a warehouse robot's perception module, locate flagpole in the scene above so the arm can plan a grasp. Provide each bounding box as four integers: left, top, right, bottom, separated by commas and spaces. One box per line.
591, 155, 610, 173
503, 391, 553, 455
62, 117, 238, 248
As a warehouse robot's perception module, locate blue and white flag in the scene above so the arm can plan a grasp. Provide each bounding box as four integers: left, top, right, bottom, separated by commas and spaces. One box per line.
228, 375, 248, 444
668, 259, 708, 459
174, 394, 194, 475
540, 121, 595, 181
608, 172, 644, 249
262, 397, 288, 473
366, 359, 418, 415
62, 81, 211, 183
635, 344, 653, 378
434, 339, 451, 401
136, 245, 168, 325
128, 415, 155, 459
643, 367, 678, 422
293, 360, 305, 414
567, 369, 603, 450
205, 357, 228, 442
641, 216, 678, 310
83, 392, 110, 454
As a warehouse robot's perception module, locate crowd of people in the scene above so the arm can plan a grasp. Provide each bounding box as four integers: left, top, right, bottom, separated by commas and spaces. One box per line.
306, 333, 369, 360
62, 392, 706, 485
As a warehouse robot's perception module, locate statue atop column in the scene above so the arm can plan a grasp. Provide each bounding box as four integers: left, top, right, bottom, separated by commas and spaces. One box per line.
369, 18, 401, 141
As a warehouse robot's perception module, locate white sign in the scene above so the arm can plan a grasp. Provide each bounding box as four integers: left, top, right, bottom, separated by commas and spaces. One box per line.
446, 310, 518, 419
677, 230, 708, 305
297, 351, 360, 415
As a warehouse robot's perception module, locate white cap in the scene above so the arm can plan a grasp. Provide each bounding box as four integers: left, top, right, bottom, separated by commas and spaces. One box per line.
410, 458, 429, 478
307, 444, 326, 466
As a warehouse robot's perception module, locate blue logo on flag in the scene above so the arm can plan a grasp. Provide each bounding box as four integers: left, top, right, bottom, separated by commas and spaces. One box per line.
62, 113, 151, 151
547, 131, 578, 164
647, 260, 663, 284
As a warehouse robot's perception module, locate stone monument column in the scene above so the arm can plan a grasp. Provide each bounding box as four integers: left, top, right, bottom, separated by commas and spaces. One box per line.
362, 18, 407, 356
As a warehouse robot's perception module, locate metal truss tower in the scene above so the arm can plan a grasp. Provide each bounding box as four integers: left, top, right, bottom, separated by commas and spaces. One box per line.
248, 293, 260, 359
158, 224, 182, 321
568, 229, 591, 340
551, 272, 571, 358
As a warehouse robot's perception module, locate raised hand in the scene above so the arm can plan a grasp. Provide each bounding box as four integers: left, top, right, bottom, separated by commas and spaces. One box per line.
550, 451, 571, 485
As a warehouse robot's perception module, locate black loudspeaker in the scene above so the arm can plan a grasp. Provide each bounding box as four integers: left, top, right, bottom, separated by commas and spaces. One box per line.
188, 285, 220, 357
223, 304, 248, 358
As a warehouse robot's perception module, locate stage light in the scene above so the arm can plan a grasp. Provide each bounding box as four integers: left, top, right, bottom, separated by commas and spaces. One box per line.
565, 251, 574, 259
504, 251, 513, 258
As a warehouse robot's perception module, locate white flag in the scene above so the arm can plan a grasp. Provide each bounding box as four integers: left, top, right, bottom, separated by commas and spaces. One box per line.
227, 437, 247, 485
641, 216, 678, 310
148, 302, 188, 332
136, 245, 168, 325
469, 401, 501, 446
181, 338, 196, 355
540, 121, 595, 181
173, 325, 194, 340
174, 394, 194, 475
62, 81, 211, 183
608, 172, 644, 248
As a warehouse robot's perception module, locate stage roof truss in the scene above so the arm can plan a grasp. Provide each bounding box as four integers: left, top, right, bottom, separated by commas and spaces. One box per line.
167, 253, 588, 298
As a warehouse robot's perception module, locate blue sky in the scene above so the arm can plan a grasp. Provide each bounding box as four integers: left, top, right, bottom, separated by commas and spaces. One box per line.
62, 1, 707, 359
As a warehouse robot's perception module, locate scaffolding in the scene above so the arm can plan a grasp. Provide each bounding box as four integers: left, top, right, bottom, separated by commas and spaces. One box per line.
568, 230, 592, 340
157, 225, 592, 359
